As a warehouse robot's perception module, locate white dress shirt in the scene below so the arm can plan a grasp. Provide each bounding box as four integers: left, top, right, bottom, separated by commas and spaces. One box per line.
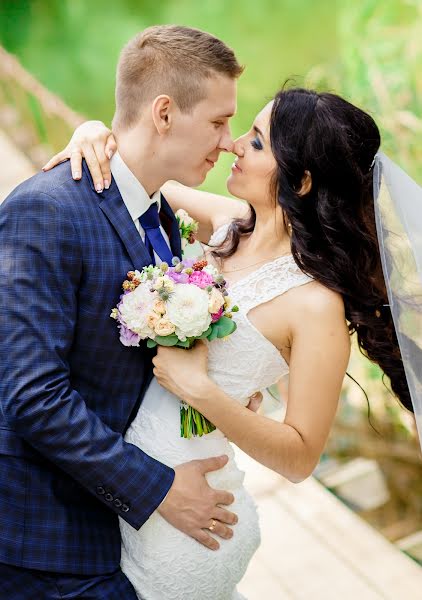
110, 151, 171, 265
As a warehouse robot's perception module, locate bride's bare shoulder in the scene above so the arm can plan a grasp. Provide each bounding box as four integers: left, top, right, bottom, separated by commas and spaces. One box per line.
284, 279, 346, 323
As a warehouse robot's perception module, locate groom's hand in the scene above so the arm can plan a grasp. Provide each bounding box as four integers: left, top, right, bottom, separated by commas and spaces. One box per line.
157, 455, 238, 551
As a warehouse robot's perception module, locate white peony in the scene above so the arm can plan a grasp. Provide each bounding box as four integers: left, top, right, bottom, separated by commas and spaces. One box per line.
166, 284, 211, 341
118, 284, 157, 339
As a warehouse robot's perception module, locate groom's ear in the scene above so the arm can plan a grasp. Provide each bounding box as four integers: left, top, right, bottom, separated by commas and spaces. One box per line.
151, 95, 172, 135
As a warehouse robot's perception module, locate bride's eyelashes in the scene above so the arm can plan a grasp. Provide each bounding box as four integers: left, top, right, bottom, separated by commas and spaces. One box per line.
250, 136, 263, 150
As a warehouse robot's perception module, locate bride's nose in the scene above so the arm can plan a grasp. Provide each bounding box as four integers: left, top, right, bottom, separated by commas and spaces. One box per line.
232, 137, 245, 158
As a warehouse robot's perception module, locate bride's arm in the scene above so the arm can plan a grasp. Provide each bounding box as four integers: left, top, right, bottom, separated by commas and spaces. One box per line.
152, 288, 350, 483
161, 182, 248, 243
42, 121, 248, 242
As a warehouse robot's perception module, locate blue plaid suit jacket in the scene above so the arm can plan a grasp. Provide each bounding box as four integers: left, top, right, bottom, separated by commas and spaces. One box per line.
0, 160, 182, 575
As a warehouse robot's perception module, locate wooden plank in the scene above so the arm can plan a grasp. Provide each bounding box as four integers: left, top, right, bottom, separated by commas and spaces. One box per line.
238, 556, 292, 599
241, 493, 386, 600
273, 478, 422, 599
236, 448, 422, 600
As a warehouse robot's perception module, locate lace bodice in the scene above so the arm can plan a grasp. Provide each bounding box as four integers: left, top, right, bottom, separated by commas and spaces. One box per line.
206, 222, 312, 404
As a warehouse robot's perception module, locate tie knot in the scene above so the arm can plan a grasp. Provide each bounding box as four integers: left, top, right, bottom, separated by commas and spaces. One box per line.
139, 202, 160, 230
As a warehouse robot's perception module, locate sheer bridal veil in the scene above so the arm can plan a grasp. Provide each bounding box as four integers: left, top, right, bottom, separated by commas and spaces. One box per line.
373, 153, 422, 450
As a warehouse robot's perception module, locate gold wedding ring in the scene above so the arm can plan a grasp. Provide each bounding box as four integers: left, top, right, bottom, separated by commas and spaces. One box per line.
208, 519, 217, 532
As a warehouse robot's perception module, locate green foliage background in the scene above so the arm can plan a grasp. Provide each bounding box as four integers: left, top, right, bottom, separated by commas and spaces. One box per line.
2, 0, 419, 193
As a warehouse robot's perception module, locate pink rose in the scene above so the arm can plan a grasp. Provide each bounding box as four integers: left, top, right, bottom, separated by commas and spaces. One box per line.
211, 307, 224, 323
188, 270, 214, 289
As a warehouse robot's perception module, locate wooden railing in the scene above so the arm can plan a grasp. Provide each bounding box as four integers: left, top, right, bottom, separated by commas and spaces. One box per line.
0, 46, 83, 168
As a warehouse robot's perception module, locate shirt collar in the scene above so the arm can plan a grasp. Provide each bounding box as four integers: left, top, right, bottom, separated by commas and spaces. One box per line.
110, 151, 161, 222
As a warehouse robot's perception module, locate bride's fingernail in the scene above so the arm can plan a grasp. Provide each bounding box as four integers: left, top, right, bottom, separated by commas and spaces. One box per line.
96, 183, 103, 193
74, 172, 81, 180
104, 179, 110, 189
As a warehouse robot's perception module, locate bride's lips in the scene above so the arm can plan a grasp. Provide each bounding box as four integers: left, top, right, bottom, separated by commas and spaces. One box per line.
231, 162, 242, 174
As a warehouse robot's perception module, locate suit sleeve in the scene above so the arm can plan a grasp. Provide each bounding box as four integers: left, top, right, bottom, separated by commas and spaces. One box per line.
0, 190, 174, 529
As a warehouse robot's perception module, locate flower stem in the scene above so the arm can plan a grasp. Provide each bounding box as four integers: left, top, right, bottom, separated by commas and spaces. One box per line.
180, 402, 216, 439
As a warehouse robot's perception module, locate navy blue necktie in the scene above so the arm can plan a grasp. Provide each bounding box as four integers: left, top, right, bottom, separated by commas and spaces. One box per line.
139, 202, 174, 266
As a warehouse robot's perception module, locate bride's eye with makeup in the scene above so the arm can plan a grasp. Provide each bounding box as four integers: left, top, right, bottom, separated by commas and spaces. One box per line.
250, 136, 263, 150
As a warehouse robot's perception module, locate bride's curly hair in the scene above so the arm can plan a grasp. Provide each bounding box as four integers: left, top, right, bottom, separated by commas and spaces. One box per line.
213, 87, 412, 412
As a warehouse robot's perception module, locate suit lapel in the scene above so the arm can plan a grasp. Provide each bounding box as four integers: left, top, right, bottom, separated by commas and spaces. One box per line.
160, 194, 182, 260
87, 171, 152, 269
83, 161, 182, 266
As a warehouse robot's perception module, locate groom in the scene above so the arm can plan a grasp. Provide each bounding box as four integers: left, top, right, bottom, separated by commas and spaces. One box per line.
0, 26, 242, 598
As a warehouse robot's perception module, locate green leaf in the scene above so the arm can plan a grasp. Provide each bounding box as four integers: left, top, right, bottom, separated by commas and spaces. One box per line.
207, 316, 237, 341
176, 339, 192, 349
154, 334, 179, 346
198, 325, 213, 340
147, 339, 157, 348
207, 323, 219, 342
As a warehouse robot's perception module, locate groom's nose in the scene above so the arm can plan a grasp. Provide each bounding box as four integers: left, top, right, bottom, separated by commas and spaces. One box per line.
218, 124, 234, 153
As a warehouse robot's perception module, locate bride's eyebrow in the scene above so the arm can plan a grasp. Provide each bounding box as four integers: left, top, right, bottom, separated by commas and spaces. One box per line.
253, 125, 265, 139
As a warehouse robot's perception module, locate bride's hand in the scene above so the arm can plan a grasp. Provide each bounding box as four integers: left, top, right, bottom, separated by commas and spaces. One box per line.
153, 342, 211, 406
42, 121, 117, 193
153, 344, 263, 413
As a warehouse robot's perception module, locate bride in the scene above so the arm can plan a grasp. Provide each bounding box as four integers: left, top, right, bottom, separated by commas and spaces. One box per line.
46, 87, 417, 599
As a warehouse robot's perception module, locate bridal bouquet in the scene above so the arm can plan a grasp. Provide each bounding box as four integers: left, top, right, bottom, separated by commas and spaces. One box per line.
111, 254, 238, 438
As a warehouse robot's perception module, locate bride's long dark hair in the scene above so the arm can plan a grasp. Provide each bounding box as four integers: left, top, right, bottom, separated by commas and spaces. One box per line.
213, 87, 412, 412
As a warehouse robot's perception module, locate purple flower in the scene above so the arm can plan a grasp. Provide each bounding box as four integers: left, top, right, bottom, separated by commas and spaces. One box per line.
181, 258, 196, 268
119, 324, 141, 347
167, 268, 190, 284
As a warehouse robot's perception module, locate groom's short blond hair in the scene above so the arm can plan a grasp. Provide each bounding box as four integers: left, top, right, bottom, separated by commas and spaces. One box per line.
113, 25, 243, 130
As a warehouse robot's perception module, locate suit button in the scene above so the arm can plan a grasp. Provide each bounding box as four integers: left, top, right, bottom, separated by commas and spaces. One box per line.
96, 486, 105, 495
105, 493, 114, 502
114, 498, 122, 508
121, 504, 130, 513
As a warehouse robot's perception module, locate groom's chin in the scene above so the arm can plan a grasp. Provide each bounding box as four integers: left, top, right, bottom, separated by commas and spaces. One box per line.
179, 172, 206, 188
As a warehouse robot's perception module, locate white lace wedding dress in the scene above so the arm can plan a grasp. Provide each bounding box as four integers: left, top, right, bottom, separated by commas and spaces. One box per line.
120, 224, 312, 599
